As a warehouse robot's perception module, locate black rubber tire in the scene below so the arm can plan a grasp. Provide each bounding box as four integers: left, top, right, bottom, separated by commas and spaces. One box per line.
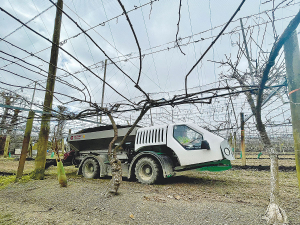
82, 158, 100, 179
135, 157, 161, 184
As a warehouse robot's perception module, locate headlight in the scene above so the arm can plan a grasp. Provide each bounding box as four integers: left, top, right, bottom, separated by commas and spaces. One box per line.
220, 140, 235, 160
224, 148, 231, 156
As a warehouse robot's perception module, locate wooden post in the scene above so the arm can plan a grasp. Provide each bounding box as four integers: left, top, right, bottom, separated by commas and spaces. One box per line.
150, 108, 153, 126
26, 81, 36, 159
228, 132, 233, 149
30, 81, 37, 109
28, 137, 32, 158
240, 112, 246, 166
284, 30, 300, 192
100, 59, 107, 124
3, 135, 10, 158
61, 138, 64, 154
34, 0, 63, 179
67, 129, 71, 152
16, 110, 35, 178
233, 131, 237, 157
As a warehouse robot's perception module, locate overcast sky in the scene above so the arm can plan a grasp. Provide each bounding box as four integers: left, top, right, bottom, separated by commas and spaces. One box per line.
0, 0, 298, 136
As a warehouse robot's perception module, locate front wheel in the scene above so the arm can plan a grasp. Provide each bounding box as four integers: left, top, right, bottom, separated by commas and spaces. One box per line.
82, 158, 100, 179
135, 157, 161, 184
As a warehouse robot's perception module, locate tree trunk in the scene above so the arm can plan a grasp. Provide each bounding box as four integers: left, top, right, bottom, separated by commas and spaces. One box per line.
16, 110, 35, 179
263, 148, 287, 225
7, 109, 20, 135
0, 97, 11, 135
256, 11, 300, 225
104, 104, 149, 196
106, 113, 122, 196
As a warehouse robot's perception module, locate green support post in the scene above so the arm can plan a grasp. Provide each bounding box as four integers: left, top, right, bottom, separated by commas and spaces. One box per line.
16, 110, 35, 178
34, 0, 63, 179
284, 30, 300, 193
3, 135, 10, 158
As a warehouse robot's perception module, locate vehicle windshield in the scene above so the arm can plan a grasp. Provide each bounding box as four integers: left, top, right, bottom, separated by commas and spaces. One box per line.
173, 125, 203, 150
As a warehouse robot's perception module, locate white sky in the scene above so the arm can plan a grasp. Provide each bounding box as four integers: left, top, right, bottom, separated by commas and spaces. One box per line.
0, 0, 298, 138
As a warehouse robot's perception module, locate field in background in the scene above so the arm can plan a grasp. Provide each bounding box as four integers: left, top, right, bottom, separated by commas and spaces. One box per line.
0, 151, 296, 175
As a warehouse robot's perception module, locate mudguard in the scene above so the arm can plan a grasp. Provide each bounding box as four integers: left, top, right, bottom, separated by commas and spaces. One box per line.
77, 155, 107, 178
128, 151, 175, 179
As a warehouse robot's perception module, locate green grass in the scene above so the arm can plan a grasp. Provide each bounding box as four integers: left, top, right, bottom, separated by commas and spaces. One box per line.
44, 165, 78, 178
0, 213, 13, 225
0, 174, 33, 190
0, 176, 15, 189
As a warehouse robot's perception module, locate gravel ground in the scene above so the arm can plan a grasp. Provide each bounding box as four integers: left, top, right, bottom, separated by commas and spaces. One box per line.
1, 169, 299, 225
0, 176, 267, 225
0, 156, 299, 225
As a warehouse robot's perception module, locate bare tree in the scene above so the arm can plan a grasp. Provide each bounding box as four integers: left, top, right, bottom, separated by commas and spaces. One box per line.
217, 9, 300, 224
102, 103, 150, 196
0, 93, 11, 135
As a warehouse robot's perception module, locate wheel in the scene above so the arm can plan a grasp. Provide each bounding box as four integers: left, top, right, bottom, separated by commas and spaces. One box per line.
135, 157, 161, 184
82, 158, 100, 179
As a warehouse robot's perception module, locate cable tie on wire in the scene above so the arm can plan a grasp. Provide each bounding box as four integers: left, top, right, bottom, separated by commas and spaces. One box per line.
288, 88, 300, 96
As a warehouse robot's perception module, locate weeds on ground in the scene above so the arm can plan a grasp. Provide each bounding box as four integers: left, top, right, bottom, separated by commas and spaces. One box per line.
0, 175, 32, 190
0, 213, 13, 225
44, 165, 78, 178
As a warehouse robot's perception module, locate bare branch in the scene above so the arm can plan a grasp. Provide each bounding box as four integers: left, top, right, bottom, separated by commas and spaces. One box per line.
117, 0, 149, 101
175, 0, 185, 55
185, 0, 246, 96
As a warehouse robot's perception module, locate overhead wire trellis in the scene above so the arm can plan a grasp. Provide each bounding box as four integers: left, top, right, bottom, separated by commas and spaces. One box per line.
0, 0, 297, 152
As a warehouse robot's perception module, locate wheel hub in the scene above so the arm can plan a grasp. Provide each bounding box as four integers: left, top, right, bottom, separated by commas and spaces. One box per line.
86, 163, 94, 174
145, 167, 151, 174
142, 165, 152, 177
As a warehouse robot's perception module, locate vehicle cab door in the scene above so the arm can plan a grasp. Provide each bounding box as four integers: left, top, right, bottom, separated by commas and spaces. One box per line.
167, 124, 224, 166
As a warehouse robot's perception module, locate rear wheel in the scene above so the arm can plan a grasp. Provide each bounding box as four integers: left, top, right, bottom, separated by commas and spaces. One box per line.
82, 158, 100, 179
135, 157, 161, 184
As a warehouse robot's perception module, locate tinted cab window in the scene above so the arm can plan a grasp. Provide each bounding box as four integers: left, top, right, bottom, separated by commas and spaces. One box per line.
173, 125, 203, 150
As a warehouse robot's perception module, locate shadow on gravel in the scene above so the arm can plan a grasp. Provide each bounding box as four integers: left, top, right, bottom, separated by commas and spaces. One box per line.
232, 165, 296, 172
0, 172, 14, 176
161, 175, 229, 186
